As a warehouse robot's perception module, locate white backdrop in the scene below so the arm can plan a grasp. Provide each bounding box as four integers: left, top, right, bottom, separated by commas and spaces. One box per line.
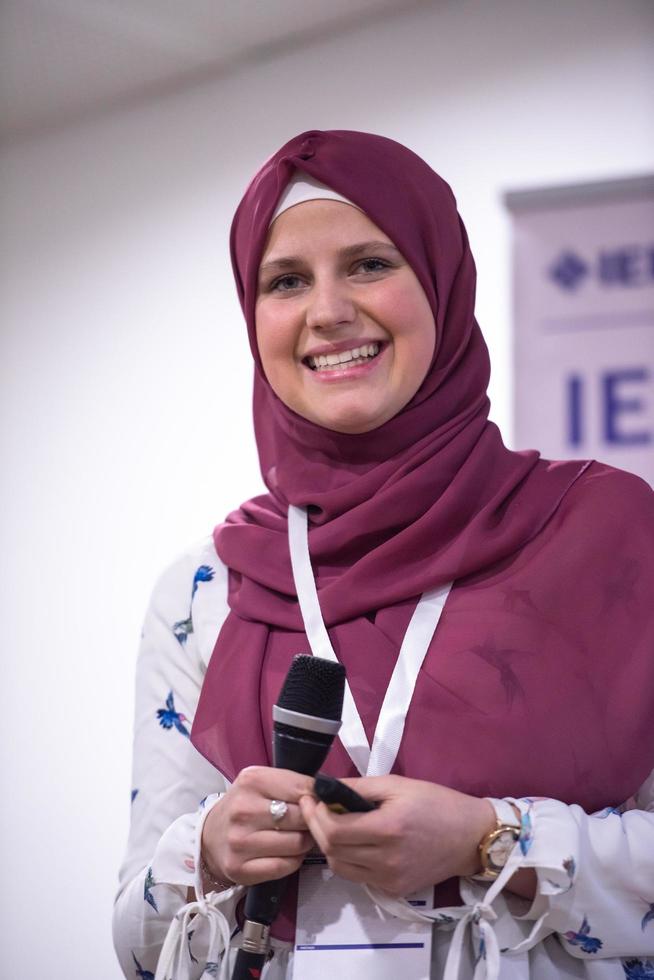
1, 1, 653, 976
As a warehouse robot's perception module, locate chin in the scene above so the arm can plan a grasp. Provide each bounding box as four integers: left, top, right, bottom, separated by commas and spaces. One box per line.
315, 412, 386, 435
296, 395, 393, 434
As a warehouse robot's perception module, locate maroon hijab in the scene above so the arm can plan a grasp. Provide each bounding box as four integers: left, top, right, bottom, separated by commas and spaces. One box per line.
192, 130, 654, 854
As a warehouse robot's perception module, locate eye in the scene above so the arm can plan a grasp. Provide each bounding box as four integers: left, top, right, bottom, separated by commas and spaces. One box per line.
267, 273, 305, 293
353, 257, 392, 276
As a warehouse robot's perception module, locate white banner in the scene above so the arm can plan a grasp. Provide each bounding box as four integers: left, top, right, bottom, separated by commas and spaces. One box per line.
506, 175, 654, 488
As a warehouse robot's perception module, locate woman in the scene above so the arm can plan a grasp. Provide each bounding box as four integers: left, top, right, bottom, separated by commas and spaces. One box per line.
113, 130, 654, 980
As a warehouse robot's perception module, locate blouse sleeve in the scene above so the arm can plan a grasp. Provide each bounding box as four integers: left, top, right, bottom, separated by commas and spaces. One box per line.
511, 777, 654, 956
364, 777, 654, 978
112, 541, 242, 980
451, 778, 654, 972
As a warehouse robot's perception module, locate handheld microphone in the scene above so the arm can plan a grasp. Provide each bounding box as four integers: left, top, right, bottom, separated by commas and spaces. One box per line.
231, 654, 345, 980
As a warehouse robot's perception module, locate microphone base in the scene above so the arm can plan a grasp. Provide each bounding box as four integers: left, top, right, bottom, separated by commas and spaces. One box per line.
232, 919, 270, 980
231, 919, 271, 979
231, 944, 268, 980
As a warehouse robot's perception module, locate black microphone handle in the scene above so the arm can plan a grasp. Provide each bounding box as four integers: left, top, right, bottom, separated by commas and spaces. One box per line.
272, 727, 334, 775
243, 727, 333, 924
231, 728, 336, 979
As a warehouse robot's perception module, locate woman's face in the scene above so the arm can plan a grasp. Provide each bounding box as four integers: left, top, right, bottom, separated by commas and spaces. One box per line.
255, 200, 436, 434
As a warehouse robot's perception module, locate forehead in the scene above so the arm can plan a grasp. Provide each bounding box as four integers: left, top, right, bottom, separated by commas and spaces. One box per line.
261, 199, 393, 260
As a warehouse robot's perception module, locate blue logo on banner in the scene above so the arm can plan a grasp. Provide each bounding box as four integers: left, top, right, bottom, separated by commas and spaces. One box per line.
549, 244, 654, 291
550, 251, 589, 291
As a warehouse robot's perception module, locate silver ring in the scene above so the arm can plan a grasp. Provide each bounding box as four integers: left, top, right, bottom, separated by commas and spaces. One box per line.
269, 799, 288, 829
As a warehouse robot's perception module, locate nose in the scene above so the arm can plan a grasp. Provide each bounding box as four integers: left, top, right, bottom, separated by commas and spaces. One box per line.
304, 275, 356, 332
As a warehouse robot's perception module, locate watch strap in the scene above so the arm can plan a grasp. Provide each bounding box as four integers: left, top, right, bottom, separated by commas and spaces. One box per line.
487, 797, 521, 828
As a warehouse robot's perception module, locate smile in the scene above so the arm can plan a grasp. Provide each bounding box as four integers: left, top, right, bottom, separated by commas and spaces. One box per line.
305, 343, 381, 372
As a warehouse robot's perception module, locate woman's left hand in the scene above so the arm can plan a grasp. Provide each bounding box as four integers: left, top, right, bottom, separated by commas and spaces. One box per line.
299, 775, 496, 897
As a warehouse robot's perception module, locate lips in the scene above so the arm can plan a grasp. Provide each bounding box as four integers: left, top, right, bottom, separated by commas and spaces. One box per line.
305, 342, 382, 371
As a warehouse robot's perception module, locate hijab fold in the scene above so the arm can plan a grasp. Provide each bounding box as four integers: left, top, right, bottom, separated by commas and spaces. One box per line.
206, 130, 589, 633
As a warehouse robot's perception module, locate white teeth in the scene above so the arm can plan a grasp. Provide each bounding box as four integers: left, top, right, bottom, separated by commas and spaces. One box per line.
307, 343, 381, 371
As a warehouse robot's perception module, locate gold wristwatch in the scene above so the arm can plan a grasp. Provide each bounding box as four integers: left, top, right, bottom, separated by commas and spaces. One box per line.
473, 799, 521, 881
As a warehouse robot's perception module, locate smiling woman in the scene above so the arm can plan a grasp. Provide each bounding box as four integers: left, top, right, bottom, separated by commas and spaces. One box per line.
113, 130, 654, 980
255, 196, 436, 433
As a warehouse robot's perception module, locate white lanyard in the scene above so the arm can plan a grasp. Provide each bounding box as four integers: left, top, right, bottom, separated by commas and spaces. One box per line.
288, 504, 452, 777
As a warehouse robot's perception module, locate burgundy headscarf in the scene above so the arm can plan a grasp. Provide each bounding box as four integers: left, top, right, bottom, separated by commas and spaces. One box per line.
192, 132, 654, 919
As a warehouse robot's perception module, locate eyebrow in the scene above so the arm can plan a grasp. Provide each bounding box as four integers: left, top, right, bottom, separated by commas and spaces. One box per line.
258, 241, 402, 278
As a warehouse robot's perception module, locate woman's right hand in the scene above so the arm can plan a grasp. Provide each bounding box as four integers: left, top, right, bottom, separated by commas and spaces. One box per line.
200, 766, 315, 887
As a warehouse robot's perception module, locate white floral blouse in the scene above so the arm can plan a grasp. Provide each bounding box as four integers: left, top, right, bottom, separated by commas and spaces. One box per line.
113, 538, 654, 980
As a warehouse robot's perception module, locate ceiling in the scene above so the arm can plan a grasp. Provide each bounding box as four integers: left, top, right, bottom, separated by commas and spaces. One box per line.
0, 0, 433, 141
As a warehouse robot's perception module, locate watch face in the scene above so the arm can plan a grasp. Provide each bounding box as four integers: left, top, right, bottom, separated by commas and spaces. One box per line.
488, 829, 519, 870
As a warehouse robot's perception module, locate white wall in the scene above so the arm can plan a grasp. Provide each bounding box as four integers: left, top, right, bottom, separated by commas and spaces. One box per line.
1, 1, 652, 975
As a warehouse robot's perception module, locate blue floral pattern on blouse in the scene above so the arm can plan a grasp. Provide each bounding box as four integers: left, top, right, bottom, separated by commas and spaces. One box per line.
157, 691, 190, 737
144, 867, 159, 913
563, 856, 576, 882
192, 564, 214, 596
563, 916, 603, 953
173, 565, 215, 644
519, 805, 533, 856
173, 615, 193, 645
623, 960, 654, 979
131, 952, 155, 979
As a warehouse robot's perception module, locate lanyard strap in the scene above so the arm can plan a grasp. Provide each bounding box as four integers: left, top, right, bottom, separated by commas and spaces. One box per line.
288, 504, 452, 777
288, 504, 370, 774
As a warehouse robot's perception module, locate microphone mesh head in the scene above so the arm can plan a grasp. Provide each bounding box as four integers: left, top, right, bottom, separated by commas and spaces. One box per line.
276, 654, 345, 722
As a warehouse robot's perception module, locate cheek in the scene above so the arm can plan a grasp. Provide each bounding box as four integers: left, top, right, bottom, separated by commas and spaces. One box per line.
255, 308, 297, 381
382, 283, 436, 358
